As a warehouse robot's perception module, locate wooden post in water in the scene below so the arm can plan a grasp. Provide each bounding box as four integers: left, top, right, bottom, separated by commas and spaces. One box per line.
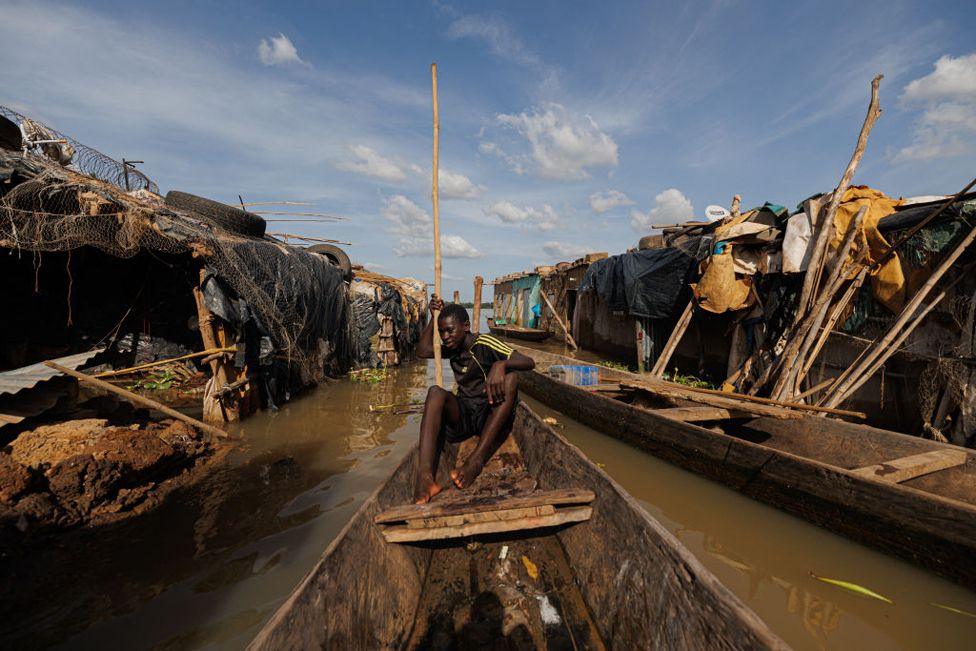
453, 290, 460, 304
472, 276, 483, 333
431, 63, 443, 388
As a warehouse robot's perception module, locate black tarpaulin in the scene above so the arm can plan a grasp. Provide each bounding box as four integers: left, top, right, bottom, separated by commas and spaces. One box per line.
578, 242, 702, 319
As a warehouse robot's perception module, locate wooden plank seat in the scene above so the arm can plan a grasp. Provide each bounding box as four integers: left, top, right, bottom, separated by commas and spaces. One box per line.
850, 449, 968, 483
375, 434, 594, 543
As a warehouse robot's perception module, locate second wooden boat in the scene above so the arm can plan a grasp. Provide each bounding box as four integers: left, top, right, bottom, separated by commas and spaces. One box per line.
513, 344, 976, 592
249, 402, 786, 649
487, 322, 553, 342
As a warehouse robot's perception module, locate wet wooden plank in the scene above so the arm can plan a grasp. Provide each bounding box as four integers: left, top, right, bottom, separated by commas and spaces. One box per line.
374, 488, 595, 523
851, 449, 968, 483
383, 505, 593, 542
405, 504, 556, 529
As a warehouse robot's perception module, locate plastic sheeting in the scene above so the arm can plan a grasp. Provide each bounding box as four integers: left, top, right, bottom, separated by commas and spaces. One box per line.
579, 243, 701, 319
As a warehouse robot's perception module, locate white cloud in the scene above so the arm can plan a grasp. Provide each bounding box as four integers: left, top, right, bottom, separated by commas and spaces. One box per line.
485, 201, 559, 231
258, 33, 305, 67
438, 168, 485, 199
486, 103, 618, 180
630, 188, 694, 232
589, 189, 634, 213
903, 53, 976, 102
382, 195, 481, 258
542, 241, 588, 260
382, 194, 430, 236
394, 234, 482, 259
335, 145, 407, 182
895, 53, 976, 162
446, 15, 542, 70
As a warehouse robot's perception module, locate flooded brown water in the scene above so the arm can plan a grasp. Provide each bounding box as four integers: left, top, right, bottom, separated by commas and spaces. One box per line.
3, 355, 975, 649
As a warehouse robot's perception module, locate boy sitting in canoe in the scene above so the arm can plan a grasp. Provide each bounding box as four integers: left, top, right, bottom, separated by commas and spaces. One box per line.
414, 295, 536, 503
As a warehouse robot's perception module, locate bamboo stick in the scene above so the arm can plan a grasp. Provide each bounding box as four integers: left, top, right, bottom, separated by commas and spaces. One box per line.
540, 291, 578, 350
794, 377, 835, 401
822, 224, 976, 408
797, 75, 883, 322
824, 291, 947, 411
772, 207, 868, 399
651, 299, 694, 377
472, 276, 483, 334
796, 266, 868, 386
623, 378, 865, 419
94, 346, 235, 378
431, 62, 443, 388
44, 361, 232, 439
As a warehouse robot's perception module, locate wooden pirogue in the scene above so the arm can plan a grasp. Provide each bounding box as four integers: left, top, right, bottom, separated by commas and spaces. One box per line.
514, 344, 976, 592
249, 402, 787, 650
487, 322, 553, 343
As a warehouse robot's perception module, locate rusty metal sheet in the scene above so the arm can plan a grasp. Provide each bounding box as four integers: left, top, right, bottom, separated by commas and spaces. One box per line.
0, 349, 103, 398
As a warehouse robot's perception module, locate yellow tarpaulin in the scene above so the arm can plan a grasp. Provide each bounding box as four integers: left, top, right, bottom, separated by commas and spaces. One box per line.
692, 248, 754, 314
831, 186, 904, 312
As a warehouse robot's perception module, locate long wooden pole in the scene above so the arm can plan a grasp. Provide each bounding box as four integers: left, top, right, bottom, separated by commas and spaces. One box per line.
472, 276, 483, 334
94, 346, 235, 378
431, 63, 443, 388
540, 291, 578, 350
44, 361, 232, 439
651, 299, 694, 377
796, 74, 883, 323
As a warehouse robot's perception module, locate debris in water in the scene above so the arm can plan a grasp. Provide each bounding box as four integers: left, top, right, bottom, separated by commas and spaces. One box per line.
537, 594, 561, 625
930, 602, 976, 619
499, 545, 509, 560
522, 555, 539, 580
811, 573, 893, 604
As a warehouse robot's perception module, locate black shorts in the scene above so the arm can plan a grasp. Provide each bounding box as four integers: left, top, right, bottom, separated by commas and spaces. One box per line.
442, 395, 517, 443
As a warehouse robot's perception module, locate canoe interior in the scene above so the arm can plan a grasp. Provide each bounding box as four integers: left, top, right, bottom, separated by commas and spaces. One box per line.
516, 344, 976, 591
249, 402, 786, 650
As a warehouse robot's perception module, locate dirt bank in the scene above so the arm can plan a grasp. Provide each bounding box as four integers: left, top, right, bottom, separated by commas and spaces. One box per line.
0, 417, 223, 537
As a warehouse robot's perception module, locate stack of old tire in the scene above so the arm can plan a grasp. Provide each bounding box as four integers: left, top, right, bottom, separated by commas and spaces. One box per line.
164, 190, 351, 280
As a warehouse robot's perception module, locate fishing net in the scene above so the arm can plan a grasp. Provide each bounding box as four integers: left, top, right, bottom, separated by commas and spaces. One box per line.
0, 140, 348, 377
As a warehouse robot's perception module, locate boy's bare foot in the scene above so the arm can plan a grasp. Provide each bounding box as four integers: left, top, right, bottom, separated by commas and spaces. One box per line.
414, 473, 442, 504
451, 456, 485, 489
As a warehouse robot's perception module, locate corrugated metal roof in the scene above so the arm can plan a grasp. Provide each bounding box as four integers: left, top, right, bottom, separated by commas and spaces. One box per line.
0, 349, 103, 397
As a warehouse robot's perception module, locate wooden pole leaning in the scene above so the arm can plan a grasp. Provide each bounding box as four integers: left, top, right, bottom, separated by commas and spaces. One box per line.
540, 291, 577, 350
472, 276, 484, 334
431, 63, 443, 388
651, 299, 694, 377
44, 361, 232, 440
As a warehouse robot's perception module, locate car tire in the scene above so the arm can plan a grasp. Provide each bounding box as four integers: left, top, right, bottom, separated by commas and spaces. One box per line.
164, 190, 267, 237
308, 243, 352, 280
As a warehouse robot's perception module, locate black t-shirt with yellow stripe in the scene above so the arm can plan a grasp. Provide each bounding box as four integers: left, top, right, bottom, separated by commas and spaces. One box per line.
444, 334, 514, 404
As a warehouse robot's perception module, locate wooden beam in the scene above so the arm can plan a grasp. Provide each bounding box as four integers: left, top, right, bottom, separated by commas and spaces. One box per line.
43, 361, 232, 440
619, 379, 865, 420
404, 504, 556, 529
381, 505, 592, 542
540, 290, 578, 350
472, 275, 483, 333
374, 487, 595, 524
850, 449, 968, 483
651, 299, 694, 377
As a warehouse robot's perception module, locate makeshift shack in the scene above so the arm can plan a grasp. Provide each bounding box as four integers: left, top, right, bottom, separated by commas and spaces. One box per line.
350, 268, 427, 368
0, 107, 352, 430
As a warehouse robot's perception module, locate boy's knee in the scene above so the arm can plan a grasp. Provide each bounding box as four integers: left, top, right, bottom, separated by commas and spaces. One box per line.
426, 386, 447, 403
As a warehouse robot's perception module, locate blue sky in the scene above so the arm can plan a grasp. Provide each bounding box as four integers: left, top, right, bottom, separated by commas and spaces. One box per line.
2, 0, 975, 300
